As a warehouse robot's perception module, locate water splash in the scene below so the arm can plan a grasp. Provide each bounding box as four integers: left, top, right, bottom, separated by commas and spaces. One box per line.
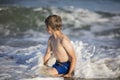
0, 41, 120, 80
72, 41, 120, 78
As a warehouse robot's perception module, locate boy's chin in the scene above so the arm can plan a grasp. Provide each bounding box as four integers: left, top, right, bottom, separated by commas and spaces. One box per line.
48, 32, 52, 34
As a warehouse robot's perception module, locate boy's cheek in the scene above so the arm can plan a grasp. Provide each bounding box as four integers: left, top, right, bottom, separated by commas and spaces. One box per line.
48, 31, 52, 34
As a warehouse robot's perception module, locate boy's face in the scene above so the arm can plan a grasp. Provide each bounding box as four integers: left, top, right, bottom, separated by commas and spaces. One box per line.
46, 25, 53, 34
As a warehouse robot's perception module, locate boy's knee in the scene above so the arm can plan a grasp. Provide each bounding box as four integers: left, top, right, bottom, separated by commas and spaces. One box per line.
49, 68, 58, 76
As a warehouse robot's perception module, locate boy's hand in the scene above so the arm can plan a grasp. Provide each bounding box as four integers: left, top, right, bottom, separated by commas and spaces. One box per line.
43, 63, 49, 67
63, 73, 72, 77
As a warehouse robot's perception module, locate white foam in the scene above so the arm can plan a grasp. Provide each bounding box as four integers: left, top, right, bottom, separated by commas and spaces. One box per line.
48, 7, 110, 27
33, 8, 43, 12
0, 41, 120, 79
30, 7, 119, 39
72, 41, 120, 78
21, 77, 63, 80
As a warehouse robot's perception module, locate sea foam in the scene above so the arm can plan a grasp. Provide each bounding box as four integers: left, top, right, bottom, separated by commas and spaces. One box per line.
0, 41, 120, 80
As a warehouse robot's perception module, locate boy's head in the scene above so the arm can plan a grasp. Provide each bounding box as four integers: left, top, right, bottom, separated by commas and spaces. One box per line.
45, 15, 62, 31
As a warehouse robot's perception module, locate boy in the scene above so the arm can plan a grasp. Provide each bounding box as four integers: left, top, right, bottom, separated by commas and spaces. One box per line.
43, 15, 76, 77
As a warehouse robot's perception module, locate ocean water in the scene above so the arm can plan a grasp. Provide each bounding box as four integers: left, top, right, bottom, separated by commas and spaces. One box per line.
0, 0, 120, 80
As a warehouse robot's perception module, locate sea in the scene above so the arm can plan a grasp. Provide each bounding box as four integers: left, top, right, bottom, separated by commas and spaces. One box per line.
0, 0, 120, 80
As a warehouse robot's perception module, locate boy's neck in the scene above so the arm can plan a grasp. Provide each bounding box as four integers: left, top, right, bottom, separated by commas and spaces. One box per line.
52, 30, 62, 39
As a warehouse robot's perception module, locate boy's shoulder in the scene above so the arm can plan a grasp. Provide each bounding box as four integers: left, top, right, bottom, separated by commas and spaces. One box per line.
61, 35, 71, 43
62, 35, 68, 40
48, 35, 70, 43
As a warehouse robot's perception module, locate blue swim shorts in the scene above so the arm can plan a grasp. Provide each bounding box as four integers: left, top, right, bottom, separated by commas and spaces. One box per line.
52, 61, 70, 74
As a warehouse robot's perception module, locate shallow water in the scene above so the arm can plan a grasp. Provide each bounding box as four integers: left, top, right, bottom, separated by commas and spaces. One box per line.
0, 0, 120, 80
0, 41, 120, 80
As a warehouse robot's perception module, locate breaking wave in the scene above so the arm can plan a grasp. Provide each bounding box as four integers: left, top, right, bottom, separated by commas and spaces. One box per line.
0, 41, 120, 80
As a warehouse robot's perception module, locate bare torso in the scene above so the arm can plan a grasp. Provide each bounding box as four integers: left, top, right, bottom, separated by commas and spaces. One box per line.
50, 35, 70, 62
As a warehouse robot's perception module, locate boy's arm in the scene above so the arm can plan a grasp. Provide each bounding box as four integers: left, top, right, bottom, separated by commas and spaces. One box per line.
62, 37, 76, 77
43, 37, 52, 65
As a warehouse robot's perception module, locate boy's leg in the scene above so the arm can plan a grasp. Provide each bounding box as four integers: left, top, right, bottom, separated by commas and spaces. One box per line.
49, 68, 65, 77
48, 68, 58, 76
40, 65, 58, 76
